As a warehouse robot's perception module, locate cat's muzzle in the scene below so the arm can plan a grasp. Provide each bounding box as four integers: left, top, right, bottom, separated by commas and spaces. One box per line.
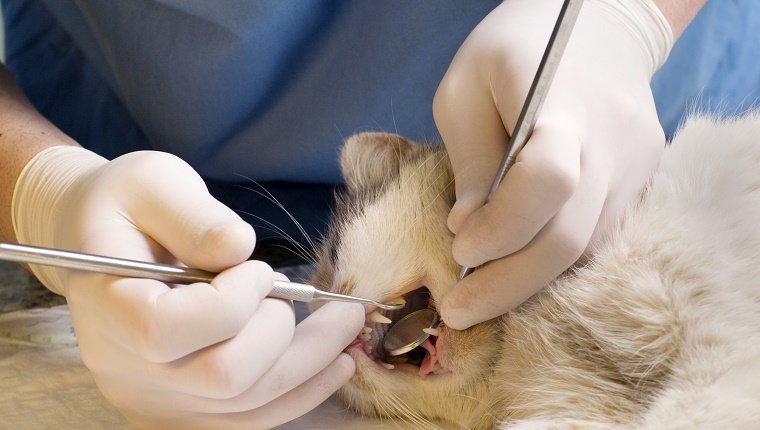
351, 286, 441, 371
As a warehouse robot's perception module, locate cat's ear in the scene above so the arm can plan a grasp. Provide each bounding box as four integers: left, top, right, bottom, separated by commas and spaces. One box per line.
340, 132, 417, 193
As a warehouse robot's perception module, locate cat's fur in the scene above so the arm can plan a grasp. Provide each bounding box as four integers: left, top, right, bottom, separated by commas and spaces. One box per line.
310, 116, 760, 429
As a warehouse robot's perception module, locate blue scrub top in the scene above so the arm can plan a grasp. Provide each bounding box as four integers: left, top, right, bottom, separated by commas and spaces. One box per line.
2, 0, 759, 242
652, 0, 760, 136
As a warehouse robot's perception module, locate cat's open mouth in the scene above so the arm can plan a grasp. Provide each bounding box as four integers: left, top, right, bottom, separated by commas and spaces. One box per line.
348, 286, 447, 377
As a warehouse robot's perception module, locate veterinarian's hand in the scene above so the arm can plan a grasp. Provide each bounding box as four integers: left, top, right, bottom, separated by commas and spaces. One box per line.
434, 0, 672, 329
12, 147, 365, 428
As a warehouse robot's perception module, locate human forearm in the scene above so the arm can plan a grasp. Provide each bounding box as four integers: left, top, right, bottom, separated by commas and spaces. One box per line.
652, 0, 706, 38
0, 64, 79, 243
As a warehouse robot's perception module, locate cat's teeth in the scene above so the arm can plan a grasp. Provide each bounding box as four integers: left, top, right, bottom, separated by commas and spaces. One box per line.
360, 333, 372, 342
422, 327, 440, 337
380, 361, 395, 370
361, 326, 373, 335
369, 311, 392, 324
387, 296, 406, 306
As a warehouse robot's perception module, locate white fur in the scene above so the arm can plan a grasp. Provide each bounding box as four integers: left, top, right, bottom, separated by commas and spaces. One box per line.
312, 115, 760, 429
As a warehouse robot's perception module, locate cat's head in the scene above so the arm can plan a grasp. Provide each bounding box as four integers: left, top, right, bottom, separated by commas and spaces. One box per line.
312, 133, 503, 428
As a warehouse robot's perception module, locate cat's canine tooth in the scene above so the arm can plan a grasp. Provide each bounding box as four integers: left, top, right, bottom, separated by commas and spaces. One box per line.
387, 296, 406, 306
368, 311, 392, 324
380, 362, 395, 370
422, 327, 440, 337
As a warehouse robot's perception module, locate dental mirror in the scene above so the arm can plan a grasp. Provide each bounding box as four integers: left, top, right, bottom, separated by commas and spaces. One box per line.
382, 308, 439, 356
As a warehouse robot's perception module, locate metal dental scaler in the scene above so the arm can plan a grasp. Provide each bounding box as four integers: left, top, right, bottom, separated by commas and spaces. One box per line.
382, 0, 586, 357
0, 242, 404, 311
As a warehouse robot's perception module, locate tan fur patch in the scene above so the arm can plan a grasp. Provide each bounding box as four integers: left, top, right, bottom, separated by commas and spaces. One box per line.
313, 116, 760, 429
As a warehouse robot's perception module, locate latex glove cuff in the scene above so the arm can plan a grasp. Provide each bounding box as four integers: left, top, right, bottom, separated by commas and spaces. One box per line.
594, 0, 674, 73
12, 146, 108, 294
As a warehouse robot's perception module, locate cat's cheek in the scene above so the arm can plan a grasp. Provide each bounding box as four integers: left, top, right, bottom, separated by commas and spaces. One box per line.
345, 344, 396, 374
433, 333, 455, 375
344, 346, 384, 381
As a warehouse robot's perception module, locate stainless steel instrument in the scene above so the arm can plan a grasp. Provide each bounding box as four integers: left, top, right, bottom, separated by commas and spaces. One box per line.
378, 0, 586, 358
2, 0, 584, 359
0, 241, 404, 311
459, 0, 585, 279
382, 308, 439, 356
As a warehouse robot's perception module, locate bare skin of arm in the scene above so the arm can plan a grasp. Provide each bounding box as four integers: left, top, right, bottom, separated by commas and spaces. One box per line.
0, 0, 707, 245
653, 0, 707, 38
0, 65, 79, 243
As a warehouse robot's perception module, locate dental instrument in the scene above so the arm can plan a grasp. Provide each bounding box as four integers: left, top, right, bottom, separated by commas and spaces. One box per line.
377, 0, 585, 357
1, 1, 581, 357
382, 308, 439, 356
459, 0, 585, 279
0, 241, 404, 311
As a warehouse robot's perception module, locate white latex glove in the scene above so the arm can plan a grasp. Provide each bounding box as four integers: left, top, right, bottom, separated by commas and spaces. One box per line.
12, 146, 364, 429
433, 0, 673, 329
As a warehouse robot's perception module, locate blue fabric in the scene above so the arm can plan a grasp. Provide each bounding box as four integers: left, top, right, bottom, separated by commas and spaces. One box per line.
652, 0, 760, 138
2, 0, 503, 242
1, 0, 149, 158
3, 0, 759, 241
7, 0, 501, 184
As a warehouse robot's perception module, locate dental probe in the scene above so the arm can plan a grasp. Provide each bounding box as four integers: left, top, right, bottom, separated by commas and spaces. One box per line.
459, 0, 585, 279
0, 242, 403, 311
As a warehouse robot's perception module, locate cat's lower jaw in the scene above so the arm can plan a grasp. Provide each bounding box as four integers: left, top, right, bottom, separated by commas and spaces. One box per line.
345, 284, 455, 378
417, 335, 452, 377
344, 326, 453, 378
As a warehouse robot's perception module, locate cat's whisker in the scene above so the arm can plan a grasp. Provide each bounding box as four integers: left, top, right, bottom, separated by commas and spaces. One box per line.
266, 243, 319, 267
395, 149, 441, 197
385, 104, 405, 175
390, 166, 443, 236
235, 202, 317, 262
394, 165, 455, 243
390, 97, 399, 136
419, 173, 455, 214
317, 115, 760, 428
234, 177, 319, 257
385, 391, 442, 430
403, 149, 449, 195
450, 392, 501, 428
238, 212, 315, 263
237, 210, 318, 265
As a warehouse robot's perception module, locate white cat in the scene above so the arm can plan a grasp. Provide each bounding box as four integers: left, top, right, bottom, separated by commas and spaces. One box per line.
310, 115, 760, 430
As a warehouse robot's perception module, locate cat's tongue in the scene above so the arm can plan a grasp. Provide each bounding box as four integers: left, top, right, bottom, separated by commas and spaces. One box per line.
418, 338, 438, 378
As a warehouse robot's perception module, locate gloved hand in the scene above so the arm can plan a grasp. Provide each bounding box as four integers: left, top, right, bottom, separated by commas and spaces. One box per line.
433, 0, 673, 329
12, 146, 364, 429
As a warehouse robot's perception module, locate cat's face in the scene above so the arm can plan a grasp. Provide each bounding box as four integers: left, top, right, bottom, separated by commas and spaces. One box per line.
312, 133, 503, 427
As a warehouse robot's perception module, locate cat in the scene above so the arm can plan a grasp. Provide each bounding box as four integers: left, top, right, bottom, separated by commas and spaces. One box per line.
309, 115, 760, 430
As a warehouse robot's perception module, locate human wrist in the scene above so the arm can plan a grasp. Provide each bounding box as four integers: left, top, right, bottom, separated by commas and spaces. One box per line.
651, 0, 706, 38
589, 0, 673, 74
12, 146, 108, 294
